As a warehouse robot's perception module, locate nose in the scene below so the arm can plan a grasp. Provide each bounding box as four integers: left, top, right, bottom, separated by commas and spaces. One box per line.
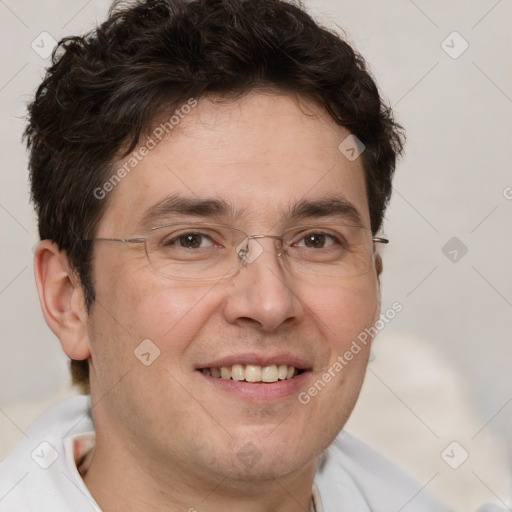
223, 237, 304, 331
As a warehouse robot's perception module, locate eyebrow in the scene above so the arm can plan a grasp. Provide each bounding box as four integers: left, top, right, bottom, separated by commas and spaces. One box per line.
139, 194, 364, 228
140, 194, 236, 227
288, 197, 364, 226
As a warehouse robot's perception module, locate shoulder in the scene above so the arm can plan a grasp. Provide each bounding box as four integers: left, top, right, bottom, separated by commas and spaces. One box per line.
0, 395, 96, 512
315, 431, 452, 512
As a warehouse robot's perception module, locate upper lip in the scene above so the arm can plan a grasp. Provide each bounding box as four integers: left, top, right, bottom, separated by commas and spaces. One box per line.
196, 352, 311, 370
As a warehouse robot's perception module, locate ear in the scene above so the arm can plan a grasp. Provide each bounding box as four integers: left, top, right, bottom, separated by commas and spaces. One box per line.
375, 252, 383, 279
371, 253, 383, 328
34, 240, 91, 361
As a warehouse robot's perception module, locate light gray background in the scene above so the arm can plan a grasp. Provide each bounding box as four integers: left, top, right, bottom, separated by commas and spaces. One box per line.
1, 1, 511, 510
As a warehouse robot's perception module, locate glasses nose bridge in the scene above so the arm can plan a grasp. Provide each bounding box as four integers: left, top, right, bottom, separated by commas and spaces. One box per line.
248, 233, 284, 252
237, 233, 285, 267
248, 233, 282, 242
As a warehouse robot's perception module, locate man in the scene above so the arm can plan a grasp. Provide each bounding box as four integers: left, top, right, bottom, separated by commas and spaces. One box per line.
0, 0, 451, 510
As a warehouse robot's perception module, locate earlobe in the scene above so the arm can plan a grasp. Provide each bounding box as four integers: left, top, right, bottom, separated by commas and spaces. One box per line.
34, 240, 91, 361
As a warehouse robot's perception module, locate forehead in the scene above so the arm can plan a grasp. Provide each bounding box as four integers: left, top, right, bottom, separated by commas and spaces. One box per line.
98, 92, 370, 235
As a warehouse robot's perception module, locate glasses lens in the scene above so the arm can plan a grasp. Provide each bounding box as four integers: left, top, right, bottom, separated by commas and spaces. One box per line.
145, 223, 376, 281
145, 223, 245, 280
282, 225, 374, 278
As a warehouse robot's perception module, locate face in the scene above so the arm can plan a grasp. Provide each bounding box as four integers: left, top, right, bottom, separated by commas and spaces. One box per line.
87, 91, 381, 486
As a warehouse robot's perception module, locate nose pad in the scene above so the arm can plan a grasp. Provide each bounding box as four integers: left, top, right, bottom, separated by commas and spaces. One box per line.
275, 238, 284, 258
235, 237, 264, 264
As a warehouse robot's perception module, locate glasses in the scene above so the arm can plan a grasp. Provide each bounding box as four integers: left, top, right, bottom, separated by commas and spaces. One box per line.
90, 222, 388, 281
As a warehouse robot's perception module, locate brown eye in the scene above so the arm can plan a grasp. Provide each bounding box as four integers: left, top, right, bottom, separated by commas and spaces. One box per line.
295, 232, 337, 249
177, 234, 205, 249
303, 233, 327, 248
161, 232, 215, 249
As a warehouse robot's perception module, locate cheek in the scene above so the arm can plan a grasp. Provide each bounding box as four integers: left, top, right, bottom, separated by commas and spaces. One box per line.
290, 276, 379, 450
305, 275, 380, 349
90, 268, 224, 365
87, 271, 227, 436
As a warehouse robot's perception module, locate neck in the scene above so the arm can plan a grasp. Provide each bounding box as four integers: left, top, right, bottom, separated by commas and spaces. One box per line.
83, 431, 316, 512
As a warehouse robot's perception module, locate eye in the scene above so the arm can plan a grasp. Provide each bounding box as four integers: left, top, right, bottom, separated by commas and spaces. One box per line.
294, 231, 338, 249
164, 232, 215, 249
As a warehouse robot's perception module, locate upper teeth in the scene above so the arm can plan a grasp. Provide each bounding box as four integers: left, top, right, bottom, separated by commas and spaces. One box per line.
201, 364, 298, 383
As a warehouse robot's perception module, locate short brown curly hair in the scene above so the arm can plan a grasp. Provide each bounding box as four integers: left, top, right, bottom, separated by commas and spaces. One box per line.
24, 0, 404, 393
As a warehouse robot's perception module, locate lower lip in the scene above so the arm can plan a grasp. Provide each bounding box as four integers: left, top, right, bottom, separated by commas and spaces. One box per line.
197, 371, 311, 402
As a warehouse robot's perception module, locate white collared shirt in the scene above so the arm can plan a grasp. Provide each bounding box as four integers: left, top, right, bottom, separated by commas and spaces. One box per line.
0, 395, 471, 511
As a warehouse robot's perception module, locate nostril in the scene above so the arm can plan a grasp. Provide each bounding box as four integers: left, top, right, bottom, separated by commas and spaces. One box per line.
236, 317, 265, 329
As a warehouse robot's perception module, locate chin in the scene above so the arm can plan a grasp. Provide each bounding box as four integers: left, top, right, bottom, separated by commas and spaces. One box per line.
217, 434, 318, 484
225, 452, 313, 483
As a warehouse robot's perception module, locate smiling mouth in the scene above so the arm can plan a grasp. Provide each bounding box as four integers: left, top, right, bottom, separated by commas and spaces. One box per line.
199, 364, 305, 383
